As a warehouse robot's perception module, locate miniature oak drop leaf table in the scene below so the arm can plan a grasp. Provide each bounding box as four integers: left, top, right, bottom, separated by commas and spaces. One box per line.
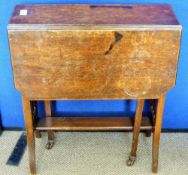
8, 4, 182, 174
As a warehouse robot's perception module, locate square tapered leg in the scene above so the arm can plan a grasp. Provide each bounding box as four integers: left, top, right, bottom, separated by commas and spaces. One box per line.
127, 99, 144, 166
22, 97, 36, 175
44, 101, 55, 149
152, 95, 165, 173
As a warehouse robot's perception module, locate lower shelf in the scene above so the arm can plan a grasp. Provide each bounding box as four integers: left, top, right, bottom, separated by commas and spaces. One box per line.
36, 117, 153, 131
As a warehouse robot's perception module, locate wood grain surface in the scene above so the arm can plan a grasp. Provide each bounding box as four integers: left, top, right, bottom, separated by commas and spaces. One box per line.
8, 5, 182, 174
36, 117, 152, 131
8, 4, 180, 27
8, 29, 181, 100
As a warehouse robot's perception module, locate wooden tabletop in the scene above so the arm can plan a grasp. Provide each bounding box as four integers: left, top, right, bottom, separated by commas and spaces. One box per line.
8, 4, 180, 30
8, 4, 182, 100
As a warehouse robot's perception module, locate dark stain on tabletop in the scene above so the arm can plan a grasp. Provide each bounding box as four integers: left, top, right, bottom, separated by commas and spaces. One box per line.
105, 32, 123, 55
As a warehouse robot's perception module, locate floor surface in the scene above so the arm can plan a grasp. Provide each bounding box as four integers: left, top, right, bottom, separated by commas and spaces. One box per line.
0, 131, 187, 175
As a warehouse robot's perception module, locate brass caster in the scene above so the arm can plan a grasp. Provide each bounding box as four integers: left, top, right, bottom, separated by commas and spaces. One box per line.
127, 155, 136, 166
45, 140, 54, 150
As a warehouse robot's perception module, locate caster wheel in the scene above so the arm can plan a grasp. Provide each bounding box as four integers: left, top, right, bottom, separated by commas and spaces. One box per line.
45, 141, 54, 150
127, 156, 136, 167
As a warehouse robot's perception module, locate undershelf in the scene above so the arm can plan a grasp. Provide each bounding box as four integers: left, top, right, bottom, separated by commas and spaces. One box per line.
36, 117, 153, 131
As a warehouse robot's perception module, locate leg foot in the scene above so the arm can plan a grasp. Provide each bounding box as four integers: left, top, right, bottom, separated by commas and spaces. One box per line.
45, 139, 54, 150
145, 130, 152, 137
35, 130, 41, 138
127, 155, 136, 166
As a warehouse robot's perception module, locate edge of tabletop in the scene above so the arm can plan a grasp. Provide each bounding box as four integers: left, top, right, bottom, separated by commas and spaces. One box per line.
7, 24, 182, 31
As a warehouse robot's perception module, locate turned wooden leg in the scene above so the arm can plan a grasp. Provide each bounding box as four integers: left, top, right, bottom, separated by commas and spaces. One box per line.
22, 97, 36, 175
152, 95, 165, 173
127, 99, 144, 166
44, 101, 55, 149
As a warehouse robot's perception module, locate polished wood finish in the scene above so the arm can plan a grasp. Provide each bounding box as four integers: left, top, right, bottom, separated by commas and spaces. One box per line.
9, 4, 180, 27
8, 4, 181, 174
22, 97, 36, 175
36, 117, 152, 131
8, 29, 181, 100
8, 4, 181, 100
152, 95, 165, 173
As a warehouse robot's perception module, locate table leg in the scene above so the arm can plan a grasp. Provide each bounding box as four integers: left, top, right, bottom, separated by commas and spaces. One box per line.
44, 101, 55, 149
22, 97, 36, 175
152, 95, 165, 173
35, 130, 42, 138
31, 101, 41, 139
145, 130, 152, 137
145, 99, 156, 137
127, 99, 144, 166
